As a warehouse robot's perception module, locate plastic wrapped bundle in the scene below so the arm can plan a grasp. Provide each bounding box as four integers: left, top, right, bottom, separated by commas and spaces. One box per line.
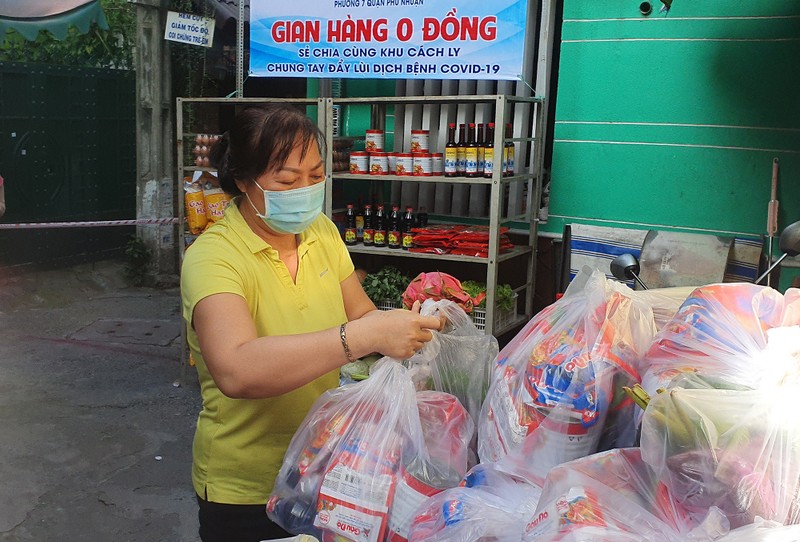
478, 268, 658, 482
522, 448, 695, 542
640, 283, 800, 394
268, 361, 474, 542
640, 382, 800, 531
408, 462, 541, 542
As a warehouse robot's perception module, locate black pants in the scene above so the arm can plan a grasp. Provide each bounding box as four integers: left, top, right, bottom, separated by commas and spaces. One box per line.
197, 494, 293, 542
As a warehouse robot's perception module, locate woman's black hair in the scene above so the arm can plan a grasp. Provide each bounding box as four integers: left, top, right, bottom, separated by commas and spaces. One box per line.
208, 104, 326, 196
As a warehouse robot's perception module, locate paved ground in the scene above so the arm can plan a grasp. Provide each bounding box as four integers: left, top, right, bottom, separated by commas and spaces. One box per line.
0, 260, 201, 541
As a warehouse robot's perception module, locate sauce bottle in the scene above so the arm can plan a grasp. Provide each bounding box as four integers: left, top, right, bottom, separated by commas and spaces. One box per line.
387, 205, 402, 249
373, 205, 387, 247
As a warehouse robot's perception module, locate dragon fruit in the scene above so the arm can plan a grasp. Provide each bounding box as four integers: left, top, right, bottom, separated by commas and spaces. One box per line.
402, 272, 476, 314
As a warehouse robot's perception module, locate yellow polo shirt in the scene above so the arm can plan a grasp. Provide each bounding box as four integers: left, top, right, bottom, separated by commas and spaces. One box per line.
181, 201, 352, 504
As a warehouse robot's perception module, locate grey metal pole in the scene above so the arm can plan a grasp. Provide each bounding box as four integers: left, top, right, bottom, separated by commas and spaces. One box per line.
236, 0, 244, 97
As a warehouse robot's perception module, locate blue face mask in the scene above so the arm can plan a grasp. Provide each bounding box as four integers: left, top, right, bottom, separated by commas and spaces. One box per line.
246, 179, 325, 235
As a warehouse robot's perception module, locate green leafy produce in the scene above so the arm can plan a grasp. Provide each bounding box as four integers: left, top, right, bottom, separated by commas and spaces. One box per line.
362, 266, 411, 304
461, 280, 516, 311
340, 353, 382, 381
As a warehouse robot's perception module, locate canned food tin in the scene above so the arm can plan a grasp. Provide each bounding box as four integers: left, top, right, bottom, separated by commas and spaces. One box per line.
395, 153, 414, 176
431, 153, 443, 175
410, 130, 430, 153
349, 151, 369, 174
413, 153, 433, 176
369, 152, 389, 175
387, 152, 397, 175
365, 129, 384, 152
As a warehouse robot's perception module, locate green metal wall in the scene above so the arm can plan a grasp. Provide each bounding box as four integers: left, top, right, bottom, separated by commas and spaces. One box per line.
0, 62, 136, 268
546, 1, 800, 290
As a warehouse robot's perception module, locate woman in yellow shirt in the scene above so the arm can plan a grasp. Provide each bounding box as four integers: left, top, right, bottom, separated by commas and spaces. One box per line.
181, 104, 441, 542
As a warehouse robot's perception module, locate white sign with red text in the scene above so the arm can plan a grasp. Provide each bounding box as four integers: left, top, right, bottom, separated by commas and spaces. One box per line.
249, 0, 528, 79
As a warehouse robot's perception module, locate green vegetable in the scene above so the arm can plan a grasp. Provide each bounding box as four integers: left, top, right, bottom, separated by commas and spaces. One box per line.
461, 280, 486, 305
460, 280, 516, 311
362, 266, 411, 304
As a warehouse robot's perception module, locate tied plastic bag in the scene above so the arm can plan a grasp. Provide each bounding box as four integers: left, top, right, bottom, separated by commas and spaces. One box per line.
523, 448, 695, 542
409, 462, 541, 542
478, 268, 658, 482
267, 361, 474, 542
406, 299, 498, 425
640, 382, 800, 531
640, 283, 800, 395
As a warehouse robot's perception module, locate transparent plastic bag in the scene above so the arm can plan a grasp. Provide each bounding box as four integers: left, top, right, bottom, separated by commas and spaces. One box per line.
714, 518, 800, 541
478, 268, 658, 482
640, 383, 800, 531
523, 448, 694, 542
406, 299, 498, 425
640, 283, 800, 395
267, 361, 474, 542
408, 462, 541, 542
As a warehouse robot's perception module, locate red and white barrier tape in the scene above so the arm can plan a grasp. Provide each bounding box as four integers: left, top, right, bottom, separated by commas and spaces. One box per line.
0, 218, 181, 230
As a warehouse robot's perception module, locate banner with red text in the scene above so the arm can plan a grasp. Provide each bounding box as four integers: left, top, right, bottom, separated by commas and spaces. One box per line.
249, 0, 528, 80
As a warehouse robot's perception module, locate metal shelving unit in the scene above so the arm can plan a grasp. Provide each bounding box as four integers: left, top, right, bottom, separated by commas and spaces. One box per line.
324, 94, 545, 336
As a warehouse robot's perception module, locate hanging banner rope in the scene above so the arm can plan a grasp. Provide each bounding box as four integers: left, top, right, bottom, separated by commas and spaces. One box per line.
0, 218, 181, 230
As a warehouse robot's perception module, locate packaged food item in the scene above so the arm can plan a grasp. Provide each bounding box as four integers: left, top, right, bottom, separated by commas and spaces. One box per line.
410, 130, 430, 153
349, 151, 369, 174
395, 153, 413, 176
184, 177, 207, 234
365, 129, 385, 152
412, 153, 433, 176
431, 153, 443, 175
370, 152, 389, 175
202, 190, 230, 225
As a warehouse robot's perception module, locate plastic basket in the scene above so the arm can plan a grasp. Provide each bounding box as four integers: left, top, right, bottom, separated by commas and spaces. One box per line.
471, 293, 518, 332
376, 299, 403, 311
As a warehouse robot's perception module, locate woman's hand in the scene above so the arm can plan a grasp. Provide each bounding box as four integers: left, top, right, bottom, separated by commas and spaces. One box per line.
347, 300, 444, 361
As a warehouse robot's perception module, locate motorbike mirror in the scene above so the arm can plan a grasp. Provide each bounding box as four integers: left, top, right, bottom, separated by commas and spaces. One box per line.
610, 253, 649, 290
756, 220, 800, 284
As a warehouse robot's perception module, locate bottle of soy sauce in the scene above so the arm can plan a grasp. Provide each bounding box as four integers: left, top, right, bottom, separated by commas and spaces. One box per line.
387, 205, 402, 249
402, 206, 415, 250
444, 123, 458, 178
483, 122, 496, 179
416, 206, 429, 228
465, 123, 478, 178
456, 123, 467, 177
362, 204, 374, 246
504, 122, 515, 177
373, 204, 387, 247
344, 204, 357, 245
476, 123, 486, 176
